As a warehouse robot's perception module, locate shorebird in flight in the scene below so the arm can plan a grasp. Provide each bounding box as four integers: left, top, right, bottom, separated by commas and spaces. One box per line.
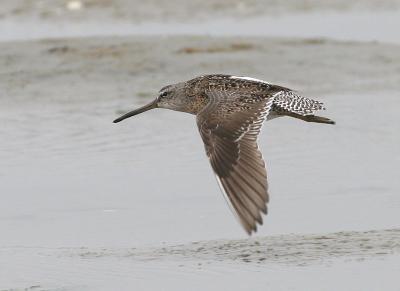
114, 74, 334, 234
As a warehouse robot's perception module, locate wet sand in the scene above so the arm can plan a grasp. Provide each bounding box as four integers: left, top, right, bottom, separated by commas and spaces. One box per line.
1, 229, 399, 290
73, 228, 400, 264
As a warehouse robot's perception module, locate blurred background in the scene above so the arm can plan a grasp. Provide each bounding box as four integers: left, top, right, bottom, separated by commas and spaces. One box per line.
0, 1, 399, 290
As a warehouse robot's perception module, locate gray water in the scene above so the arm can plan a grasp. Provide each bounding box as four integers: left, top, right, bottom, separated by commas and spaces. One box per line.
1, 11, 400, 43
1, 5, 400, 291
0, 36, 399, 248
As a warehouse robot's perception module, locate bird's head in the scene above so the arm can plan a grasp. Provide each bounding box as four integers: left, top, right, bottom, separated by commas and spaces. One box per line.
113, 82, 188, 123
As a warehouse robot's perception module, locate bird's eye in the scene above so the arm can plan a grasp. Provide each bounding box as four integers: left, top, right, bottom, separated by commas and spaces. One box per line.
160, 92, 168, 98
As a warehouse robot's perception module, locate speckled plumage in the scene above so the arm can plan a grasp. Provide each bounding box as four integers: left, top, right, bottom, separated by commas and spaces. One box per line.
114, 74, 335, 235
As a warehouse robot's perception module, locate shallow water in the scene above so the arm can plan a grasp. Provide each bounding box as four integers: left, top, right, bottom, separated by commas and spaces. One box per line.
1, 36, 400, 249
1, 11, 400, 43
1, 88, 399, 248
1, 6, 400, 290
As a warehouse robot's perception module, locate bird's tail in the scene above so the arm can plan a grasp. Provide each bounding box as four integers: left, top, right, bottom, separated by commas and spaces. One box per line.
284, 112, 336, 125
271, 90, 335, 125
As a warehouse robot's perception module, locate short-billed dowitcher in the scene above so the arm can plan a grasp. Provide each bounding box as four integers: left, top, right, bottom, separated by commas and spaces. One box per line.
114, 74, 335, 234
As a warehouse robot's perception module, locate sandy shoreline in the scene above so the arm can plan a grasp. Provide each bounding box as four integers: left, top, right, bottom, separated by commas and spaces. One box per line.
68, 228, 400, 265
1, 228, 399, 290
1, 35, 400, 105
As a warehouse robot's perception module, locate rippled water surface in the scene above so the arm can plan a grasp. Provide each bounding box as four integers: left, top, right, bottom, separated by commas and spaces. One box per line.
1, 5, 400, 290
1, 36, 399, 245
1, 10, 400, 43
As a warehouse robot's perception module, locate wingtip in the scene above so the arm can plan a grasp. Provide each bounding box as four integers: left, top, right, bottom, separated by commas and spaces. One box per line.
244, 223, 259, 236
246, 228, 255, 236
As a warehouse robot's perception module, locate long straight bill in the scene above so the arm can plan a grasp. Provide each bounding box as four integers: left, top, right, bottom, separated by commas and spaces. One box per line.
113, 100, 158, 123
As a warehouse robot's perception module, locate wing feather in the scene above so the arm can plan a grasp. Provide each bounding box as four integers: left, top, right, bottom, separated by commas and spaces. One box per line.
197, 89, 274, 234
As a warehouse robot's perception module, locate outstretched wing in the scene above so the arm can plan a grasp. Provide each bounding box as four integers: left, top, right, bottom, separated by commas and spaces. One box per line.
196, 89, 275, 234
